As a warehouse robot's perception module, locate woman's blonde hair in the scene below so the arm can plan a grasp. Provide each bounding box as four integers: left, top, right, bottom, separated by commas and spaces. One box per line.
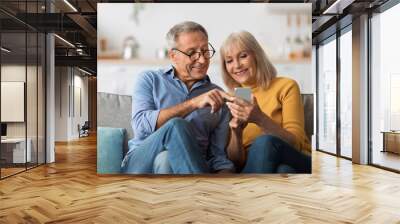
220, 31, 277, 91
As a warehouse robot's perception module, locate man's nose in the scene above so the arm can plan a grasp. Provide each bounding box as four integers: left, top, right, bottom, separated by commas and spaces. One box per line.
197, 53, 207, 63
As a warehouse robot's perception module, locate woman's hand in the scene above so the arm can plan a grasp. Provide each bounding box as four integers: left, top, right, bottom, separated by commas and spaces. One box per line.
229, 117, 248, 130
226, 95, 264, 124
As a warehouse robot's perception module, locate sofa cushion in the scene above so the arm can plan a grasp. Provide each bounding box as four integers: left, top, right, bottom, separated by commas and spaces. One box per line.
97, 92, 133, 154
97, 127, 125, 174
301, 94, 314, 140
97, 92, 314, 150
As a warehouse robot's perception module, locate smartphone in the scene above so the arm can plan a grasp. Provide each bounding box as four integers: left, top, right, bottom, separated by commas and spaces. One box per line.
234, 87, 251, 102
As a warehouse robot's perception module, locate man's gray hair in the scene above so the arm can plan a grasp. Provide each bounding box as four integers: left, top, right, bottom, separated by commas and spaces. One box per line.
166, 21, 208, 49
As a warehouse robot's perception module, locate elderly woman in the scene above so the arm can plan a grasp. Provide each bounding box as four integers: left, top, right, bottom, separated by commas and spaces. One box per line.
220, 31, 311, 173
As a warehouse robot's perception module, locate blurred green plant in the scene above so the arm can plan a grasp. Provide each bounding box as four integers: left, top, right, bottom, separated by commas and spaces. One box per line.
131, 2, 145, 25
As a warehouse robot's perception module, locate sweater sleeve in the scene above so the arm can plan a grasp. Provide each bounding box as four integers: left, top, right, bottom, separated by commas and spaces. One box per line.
280, 79, 310, 153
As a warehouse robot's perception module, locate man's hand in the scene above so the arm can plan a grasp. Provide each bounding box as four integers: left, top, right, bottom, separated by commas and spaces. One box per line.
191, 89, 233, 113
156, 90, 232, 129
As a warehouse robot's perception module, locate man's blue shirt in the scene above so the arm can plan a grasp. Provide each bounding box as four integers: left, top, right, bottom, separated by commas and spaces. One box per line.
128, 65, 233, 172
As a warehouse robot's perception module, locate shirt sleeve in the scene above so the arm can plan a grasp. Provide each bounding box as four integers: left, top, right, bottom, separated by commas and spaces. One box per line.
280, 79, 310, 152
131, 72, 161, 140
207, 104, 235, 172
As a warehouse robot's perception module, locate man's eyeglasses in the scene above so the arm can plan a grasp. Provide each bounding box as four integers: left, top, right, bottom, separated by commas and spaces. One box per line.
172, 43, 216, 61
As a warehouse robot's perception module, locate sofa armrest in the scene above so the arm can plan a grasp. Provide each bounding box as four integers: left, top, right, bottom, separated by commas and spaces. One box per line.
97, 127, 125, 174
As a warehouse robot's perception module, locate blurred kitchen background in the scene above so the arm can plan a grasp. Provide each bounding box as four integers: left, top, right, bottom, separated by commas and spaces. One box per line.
97, 3, 312, 95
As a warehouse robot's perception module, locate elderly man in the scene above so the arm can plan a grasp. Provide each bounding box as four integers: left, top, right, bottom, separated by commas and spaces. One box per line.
121, 21, 234, 174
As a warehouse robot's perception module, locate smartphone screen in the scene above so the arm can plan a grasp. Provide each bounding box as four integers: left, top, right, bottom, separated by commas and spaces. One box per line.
234, 87, 251, 102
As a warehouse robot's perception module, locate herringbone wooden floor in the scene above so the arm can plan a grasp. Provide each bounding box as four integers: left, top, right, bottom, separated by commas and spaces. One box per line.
1, 135, 400, 223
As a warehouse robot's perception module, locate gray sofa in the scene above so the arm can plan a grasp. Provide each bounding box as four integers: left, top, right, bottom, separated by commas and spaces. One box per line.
97, 92, 314, 174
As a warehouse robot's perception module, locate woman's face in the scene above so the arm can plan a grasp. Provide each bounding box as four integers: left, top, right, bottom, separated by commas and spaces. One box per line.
223, 45, 257, 86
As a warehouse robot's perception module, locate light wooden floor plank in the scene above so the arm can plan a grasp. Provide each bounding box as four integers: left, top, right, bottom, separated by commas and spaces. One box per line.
1, 135, 400, 223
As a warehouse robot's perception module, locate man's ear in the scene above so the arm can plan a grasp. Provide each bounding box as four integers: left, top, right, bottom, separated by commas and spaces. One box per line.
168, 49, 175, 61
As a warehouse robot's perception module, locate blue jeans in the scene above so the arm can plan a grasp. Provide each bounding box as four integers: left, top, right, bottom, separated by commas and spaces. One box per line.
242, 135, 311, 173
153, 151, 172, 174
121, 118, 209, 174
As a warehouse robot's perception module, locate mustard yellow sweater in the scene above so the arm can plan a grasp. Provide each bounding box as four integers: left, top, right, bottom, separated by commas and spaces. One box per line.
242, 77, 311, 155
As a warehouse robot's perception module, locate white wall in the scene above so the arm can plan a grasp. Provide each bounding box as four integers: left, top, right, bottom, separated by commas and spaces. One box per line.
1, 65, 39, 137
312, 45, 316, 150
1, 82, 24, 122
72, 73, 89, 138
1, 64, 46, 164
98, 3, 313, 94
75, 73, 89, 122
98, 61, 312, 97
55, 67, 68, 141
98, 3, 311, 61
55, 67, 89, 141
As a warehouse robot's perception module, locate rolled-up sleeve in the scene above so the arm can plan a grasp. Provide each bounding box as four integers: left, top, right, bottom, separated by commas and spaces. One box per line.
131, 72, 160, 140
207, 104, 234, 172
